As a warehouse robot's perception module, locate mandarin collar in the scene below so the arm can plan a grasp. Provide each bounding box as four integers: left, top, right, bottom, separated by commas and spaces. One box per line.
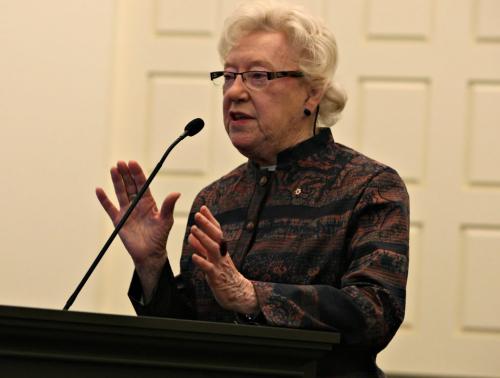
247, 128, 333, 171
276, 128, 332, 167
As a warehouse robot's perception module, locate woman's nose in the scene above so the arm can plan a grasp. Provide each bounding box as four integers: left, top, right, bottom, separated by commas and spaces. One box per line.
224, 75, 249, 101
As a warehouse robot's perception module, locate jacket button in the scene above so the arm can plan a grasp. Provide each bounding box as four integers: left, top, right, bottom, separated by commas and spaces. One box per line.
259, 176, 268, 186
246, 222, 255, 231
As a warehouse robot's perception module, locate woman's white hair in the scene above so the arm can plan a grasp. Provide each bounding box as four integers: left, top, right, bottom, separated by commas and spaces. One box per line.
218, 0, 347, 127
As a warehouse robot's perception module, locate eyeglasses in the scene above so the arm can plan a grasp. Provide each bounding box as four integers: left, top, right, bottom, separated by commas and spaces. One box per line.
210, 70, 304, 91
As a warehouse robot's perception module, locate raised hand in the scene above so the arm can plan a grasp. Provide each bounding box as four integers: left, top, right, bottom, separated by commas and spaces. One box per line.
188, 206, 259, 314
96, 160, 180, 297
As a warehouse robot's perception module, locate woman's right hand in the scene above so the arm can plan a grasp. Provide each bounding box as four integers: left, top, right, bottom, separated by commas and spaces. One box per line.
95, 160, 180, 296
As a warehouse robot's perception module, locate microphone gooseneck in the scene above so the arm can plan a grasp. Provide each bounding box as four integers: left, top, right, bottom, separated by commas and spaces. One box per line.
63, 118, 205, 311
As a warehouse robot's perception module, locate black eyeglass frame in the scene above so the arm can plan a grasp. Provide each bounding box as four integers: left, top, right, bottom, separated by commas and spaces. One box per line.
210, 70, 305, 89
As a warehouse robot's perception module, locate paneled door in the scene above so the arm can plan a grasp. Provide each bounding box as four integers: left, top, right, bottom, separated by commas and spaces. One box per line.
329, 0, 500, 376
103, 1, 500, 376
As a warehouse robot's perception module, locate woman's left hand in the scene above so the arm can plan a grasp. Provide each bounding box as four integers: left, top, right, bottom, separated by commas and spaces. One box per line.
188, 206, 259, 314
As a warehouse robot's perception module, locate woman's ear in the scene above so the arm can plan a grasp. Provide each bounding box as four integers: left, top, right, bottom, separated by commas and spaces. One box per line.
304, 85, 324, 111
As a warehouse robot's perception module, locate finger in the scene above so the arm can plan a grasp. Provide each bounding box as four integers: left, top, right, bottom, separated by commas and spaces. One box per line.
190, 225, 220, 258
200, 206, 221, 228
128, 160, 153, 199
191, 253, 215, 275
110, 166, 129, 208
159, 192, 181, 220
188, 233, 209, 258
194, 212, 223, 243
117, 161, 137, 197
95, 187, 119, 222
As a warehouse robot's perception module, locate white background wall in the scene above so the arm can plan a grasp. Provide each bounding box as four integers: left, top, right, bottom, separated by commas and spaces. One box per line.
1, 1, 499, 377
0, 0, 116, 311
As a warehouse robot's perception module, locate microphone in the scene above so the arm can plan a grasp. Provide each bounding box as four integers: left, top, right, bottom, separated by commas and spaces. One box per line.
63, 118, 205, 311
183, 117, 204, 136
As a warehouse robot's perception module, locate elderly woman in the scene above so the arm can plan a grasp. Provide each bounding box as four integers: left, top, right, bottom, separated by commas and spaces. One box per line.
96, 1, 409, 377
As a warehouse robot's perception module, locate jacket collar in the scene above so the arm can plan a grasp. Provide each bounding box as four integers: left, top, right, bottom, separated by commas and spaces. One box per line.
247, 128, 333, 171
276, 128, 332, 167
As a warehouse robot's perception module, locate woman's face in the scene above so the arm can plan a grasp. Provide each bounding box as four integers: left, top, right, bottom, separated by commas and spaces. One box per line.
222, 31, 318, 166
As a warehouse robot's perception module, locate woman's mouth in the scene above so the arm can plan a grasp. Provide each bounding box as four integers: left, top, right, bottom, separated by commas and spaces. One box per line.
229, 111, 254, 122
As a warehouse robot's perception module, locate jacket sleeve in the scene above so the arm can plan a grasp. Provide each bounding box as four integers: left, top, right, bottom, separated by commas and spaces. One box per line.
252, 168, 410, 351
128, 260, 195, 319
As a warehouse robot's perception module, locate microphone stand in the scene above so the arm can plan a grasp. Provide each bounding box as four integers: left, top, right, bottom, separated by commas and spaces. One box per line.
63, 119, 203, 310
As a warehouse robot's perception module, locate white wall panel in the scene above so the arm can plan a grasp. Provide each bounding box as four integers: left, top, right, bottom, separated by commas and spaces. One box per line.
359, 79, 429, 183
475, 0, 500, 41
156, 0, 217, 35
220, 0, 325, 19
461, 227, 500, 332
147, 74, 212, 174
467, 82, 500, 185
366, 0, 433, 40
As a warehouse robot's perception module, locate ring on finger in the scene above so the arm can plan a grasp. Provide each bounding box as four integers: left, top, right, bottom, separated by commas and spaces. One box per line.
219, 239, 228, 257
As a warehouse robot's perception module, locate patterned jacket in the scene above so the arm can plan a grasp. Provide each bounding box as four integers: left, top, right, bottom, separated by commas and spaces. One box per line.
129, 128, 410, 377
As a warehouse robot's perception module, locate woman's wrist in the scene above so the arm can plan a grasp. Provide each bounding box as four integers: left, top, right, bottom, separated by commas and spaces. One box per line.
135, 253, 168, 302
235, 278, 259, 314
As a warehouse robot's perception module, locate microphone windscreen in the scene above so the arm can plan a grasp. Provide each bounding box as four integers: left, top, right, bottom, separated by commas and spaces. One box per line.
185, 118, 205, 136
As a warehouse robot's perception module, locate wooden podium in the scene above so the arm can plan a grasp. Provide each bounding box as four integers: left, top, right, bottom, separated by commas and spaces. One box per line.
0, 305, 339, 377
